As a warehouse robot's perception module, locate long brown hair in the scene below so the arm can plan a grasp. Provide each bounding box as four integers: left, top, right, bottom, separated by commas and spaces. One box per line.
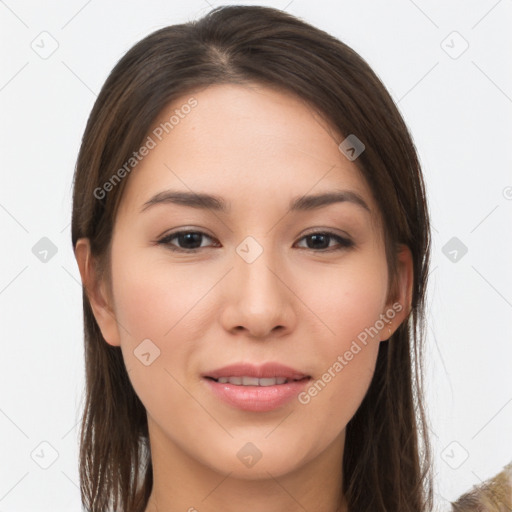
71, 5, 433, 511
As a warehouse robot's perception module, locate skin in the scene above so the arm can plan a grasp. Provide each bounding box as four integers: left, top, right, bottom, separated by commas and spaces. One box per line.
75, 83, 413, 512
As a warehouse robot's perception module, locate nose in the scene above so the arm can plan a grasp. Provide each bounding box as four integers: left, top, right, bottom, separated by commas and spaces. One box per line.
220, 245, 297, 339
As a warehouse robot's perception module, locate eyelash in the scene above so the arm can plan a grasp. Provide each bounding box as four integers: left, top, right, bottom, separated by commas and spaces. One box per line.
156, 230, 354, 253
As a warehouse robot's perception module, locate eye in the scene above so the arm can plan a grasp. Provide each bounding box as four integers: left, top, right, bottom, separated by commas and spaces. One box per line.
294, 231, 354, 251
156, 230, 354, 253
157, 230, 218, 252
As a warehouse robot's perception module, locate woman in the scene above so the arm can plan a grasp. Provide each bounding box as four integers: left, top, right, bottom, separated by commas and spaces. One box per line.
71, 5, 457, 511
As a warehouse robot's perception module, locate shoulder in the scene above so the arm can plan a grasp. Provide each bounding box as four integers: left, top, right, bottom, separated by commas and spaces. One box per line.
451, 461, 512, 511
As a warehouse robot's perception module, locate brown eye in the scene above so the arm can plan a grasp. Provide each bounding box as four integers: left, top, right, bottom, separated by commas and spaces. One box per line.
295, 232, 354, 252
157, 230, 217, 252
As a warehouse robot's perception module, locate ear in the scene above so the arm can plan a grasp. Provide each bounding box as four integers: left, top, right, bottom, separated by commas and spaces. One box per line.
382, 244, 414, 340
74, 238, 121, 347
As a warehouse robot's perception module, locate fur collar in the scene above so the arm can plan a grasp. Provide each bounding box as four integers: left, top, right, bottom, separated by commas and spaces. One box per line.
451, 461, 512, 511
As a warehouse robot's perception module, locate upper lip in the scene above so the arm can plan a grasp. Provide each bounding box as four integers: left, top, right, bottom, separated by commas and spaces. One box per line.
202, 363, 310, 381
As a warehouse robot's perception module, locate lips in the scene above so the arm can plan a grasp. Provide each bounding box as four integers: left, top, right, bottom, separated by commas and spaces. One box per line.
202, 362, 310, 383
201, 362, 312, 412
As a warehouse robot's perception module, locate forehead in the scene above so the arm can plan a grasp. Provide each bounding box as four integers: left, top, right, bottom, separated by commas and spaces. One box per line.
117, 83, 381, 229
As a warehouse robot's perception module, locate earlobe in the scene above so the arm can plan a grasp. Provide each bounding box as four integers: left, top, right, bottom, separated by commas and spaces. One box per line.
74, 238, 121, 347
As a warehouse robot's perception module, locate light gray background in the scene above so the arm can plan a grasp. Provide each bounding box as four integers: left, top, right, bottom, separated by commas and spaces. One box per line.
1, 1, 511, 511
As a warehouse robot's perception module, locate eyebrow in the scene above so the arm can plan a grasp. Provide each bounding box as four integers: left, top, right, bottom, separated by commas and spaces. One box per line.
140, 189, 370, 214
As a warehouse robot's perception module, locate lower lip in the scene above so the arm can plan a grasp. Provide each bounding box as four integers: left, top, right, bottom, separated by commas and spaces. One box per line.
203, 377, 311, 412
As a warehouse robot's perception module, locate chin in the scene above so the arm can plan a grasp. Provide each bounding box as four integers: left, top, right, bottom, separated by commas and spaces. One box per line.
200, 441, 308, 481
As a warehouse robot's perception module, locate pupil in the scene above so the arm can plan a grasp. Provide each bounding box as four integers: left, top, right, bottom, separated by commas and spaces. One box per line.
180, 232, 201, 248
308, 234, 328, 249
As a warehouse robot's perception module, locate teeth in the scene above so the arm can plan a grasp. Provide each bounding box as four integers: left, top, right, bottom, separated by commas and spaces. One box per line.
215, 376, 291, 386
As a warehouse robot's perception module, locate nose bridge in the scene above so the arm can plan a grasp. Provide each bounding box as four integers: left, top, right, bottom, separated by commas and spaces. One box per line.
235, 234, 283, 305
225, 233, 294, 336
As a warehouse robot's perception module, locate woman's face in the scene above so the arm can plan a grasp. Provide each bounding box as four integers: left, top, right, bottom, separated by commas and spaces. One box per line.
78, 83, 411, 480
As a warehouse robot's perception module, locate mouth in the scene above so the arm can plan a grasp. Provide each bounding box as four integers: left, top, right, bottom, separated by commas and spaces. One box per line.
201, 362, 312, 412
202, 362, 310, 381
203, 376, 311, 386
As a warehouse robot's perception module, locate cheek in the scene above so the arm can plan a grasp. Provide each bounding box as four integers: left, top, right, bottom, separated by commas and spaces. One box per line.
111, 249, 205, 342
297, 293, 382, 443
108, 248, 208, 410
109, 252, 204, 428
294, 255, 387, 422
302, 252, 389, 343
